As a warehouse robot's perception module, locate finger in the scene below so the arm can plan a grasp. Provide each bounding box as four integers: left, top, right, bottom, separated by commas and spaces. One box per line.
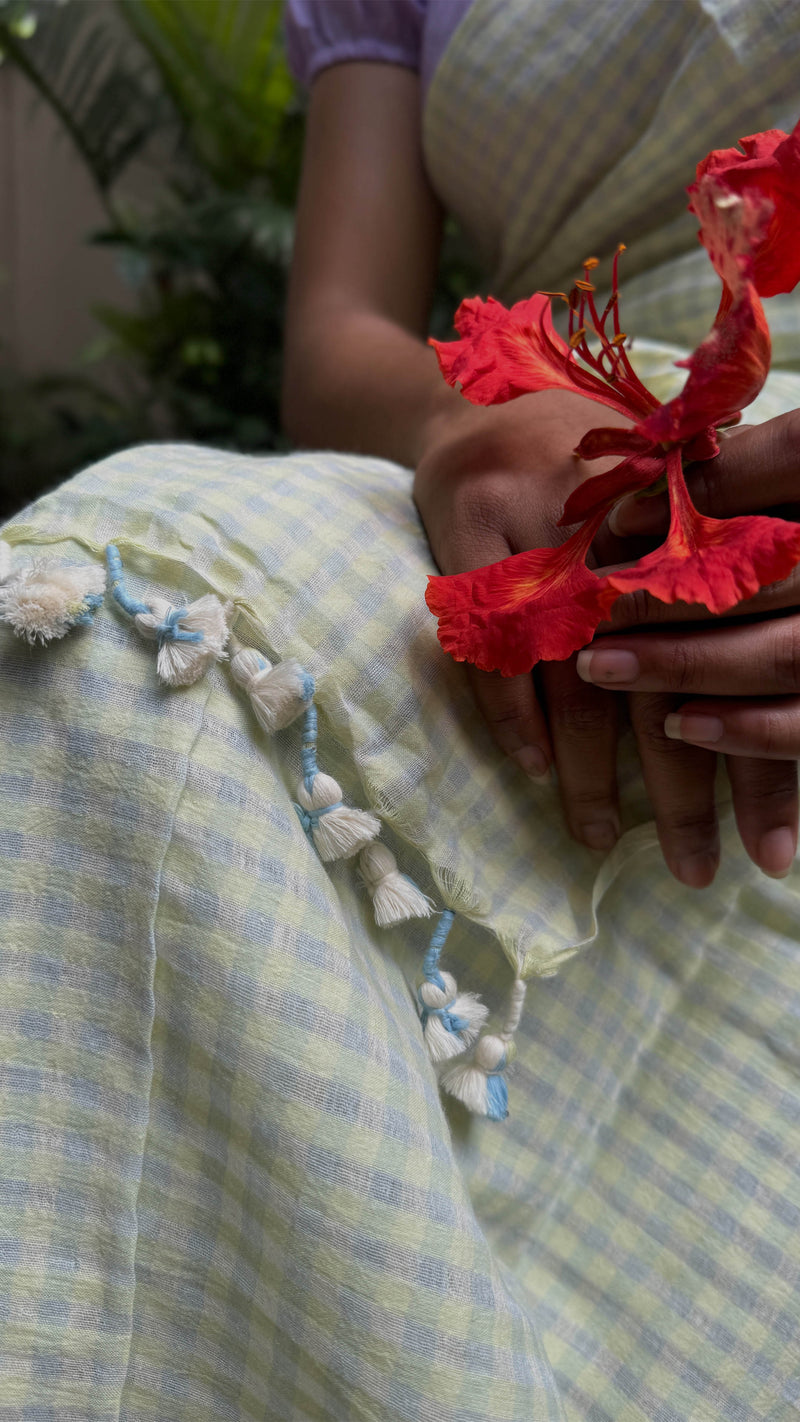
575, 613, 800, 698
628, 692, 720, 888
611, 412, 800, 536
541, 657, 621, 850
725, 754, 798, 879
467, 663, 553, 781
603, 564, 800, 632
437, 511, 556, 781
661, 695, 800, 759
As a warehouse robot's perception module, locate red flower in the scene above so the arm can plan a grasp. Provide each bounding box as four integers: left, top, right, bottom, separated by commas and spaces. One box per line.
607, 448, 800, 612
425, 512, 618, 677
426, 120, 800, 676
690, 117, 800, 297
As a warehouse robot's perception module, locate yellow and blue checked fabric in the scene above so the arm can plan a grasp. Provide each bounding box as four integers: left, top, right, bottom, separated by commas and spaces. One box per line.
2, 442, 800, 1419
424, 0, 800, 362
3, 0, 800, 1414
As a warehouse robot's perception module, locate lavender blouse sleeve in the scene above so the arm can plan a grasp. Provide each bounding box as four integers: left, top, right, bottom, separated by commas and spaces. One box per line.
284, 0, 426, 86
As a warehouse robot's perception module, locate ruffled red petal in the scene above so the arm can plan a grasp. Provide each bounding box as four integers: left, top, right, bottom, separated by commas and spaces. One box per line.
636, 279, 770, 447
559, 451, 665, 527
636, 183, 771, 447
691, 117, 800, 296
607, 450, 800, 613
429, 294, 634, 413
425, 515, 619, 675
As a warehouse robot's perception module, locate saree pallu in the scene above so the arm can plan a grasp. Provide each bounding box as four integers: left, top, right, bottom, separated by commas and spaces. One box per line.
2, 2, 800, 1418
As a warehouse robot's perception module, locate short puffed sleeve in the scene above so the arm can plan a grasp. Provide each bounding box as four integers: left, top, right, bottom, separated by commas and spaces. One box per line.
284, 0, 426, 87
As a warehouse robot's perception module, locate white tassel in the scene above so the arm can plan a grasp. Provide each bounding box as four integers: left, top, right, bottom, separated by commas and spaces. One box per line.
0, 559, 105, 643
440, 978, 527, 1121
135, 594, 231, 686
441, 1034, 512, 1118
359, 842, 434, 926
0, 542, 11, 584
294, 771, 380, 862
417, 971, 488, 1062
229, 643, 313, 733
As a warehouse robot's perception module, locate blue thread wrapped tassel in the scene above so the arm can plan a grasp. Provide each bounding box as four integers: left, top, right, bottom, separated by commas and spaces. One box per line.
229, 637, 313, 733
441, 977, 527, 1120
292, 703, 380, 861
416, 911, 488, 1063
106, 545, 230, 686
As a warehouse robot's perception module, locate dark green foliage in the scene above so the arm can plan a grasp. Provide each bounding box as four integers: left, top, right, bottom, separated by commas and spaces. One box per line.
0, 0, 482, 515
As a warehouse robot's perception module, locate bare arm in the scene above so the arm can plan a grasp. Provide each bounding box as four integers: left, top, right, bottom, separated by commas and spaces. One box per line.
282, 63, 459, 465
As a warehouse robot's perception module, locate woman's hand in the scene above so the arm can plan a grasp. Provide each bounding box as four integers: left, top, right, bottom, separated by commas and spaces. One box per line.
414, 386, 635, 783
571, 410, 800, 883
417, 400, 800, 885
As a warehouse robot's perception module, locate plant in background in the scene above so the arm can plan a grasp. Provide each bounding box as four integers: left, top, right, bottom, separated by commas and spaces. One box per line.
0, 0, 481, 514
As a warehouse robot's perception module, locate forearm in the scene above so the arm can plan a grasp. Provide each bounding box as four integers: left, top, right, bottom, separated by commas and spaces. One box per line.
282, 299, 466, 469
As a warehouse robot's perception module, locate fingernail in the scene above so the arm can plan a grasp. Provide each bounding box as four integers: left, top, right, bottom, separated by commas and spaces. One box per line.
577, 649, 640, 684
758, 826, 796, 878
514, 746, 552, 784
675, 851, 718, 888
664, 713, 725, 744
609, 491, 668, 537
580, 819, 619, 851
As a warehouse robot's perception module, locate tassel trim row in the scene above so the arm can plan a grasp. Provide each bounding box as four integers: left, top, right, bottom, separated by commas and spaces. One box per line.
0, 537, 531, 1121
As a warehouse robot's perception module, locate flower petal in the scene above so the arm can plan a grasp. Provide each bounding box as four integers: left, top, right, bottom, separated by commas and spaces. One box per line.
429, 294, 634, 412
637, 280, 770, 447
573, 427, 654, 461
637, 189, 771, 447
607, 449, 800, 613
691, 117, 800, 295
559, 452, 665, 526
425, 515, 619, 675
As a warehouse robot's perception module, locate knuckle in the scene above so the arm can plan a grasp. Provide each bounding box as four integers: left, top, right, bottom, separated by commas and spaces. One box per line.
660, 806, 718, 842
778, 407, 800, 458
552, 688, 613, 738
610, 587, 654, 629
692, 460, 724, 516
736, 773, 796, 811
664, 638, 701, 694
759, 708, 792, 758
772, 619, 800, 693
473, 679, 536, 748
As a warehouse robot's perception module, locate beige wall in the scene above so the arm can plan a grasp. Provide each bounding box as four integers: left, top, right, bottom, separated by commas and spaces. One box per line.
0, 62, 131, 376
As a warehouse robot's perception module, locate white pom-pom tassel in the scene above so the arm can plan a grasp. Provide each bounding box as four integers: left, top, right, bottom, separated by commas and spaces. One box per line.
135, 594, 231, 686
418, 971, 489, 1062
359, 842, 434, 926
294, 772, 380, 862
440, 978, 527, 1121
0, 542, 11, 584
230, 643, 313, 733
0, 559, 105, 643
441, 1034, 512, 1118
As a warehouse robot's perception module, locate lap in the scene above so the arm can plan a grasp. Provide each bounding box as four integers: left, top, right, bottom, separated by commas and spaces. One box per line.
1, 444, 799, 1419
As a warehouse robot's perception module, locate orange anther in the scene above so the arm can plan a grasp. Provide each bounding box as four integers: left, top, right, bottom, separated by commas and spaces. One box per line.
569, 328, 586, 348
574, 279, 595, 291
583, 256, 599, 270
611, 332, 627, 344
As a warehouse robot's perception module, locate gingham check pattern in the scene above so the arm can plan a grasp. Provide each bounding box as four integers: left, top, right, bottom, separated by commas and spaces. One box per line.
2, 0, 800, 1414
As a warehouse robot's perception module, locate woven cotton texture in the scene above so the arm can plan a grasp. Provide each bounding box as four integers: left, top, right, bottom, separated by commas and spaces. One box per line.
2, 0, 800, 1415
2, 441, 800, 1419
